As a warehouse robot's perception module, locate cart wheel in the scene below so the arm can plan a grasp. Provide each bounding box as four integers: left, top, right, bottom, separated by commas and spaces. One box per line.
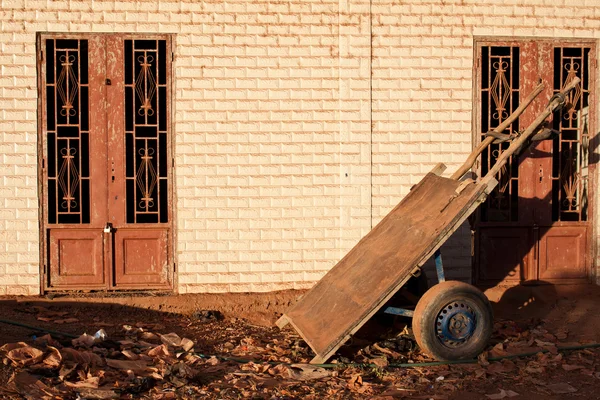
412, 281, 493, 361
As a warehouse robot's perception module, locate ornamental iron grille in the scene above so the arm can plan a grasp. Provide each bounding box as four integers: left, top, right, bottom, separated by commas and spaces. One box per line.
45, 39, 91, 224
551, 47, 591, 222
479, 46, 520, 222
124, 39, 169, 224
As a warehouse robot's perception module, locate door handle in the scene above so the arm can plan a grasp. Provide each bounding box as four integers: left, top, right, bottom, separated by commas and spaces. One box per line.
111, 161, 115, 183
539, 165, 543, 183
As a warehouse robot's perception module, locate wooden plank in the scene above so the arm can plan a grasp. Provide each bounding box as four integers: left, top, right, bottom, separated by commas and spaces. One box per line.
281, 174, 491, 363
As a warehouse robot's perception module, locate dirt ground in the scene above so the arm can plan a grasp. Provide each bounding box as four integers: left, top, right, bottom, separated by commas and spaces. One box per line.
1, 284, 600, 399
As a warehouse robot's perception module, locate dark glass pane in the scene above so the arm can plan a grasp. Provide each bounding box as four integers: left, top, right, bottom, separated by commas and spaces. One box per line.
46, 87, 55, 131
70, 87, 80, 126
159, 133, 167, 177
126, 132, 134, 177
135, 126, 157, 138
563, 47, 581, 57
48, 180, 57, 224
125, 86, 134, 131
80, 86, 89, 131
481, 95, 489, 133
553, 48, 561, 91
56, 39, 78, 49
45, 39, 55, 84
125, 40, 133, 84
159, 179, 168, 223
47, 131, 56, 177
80, 133, 89, 178
512, 48, 519, 90
81, 179, 90, 223
159, 86, 167, 131
126, 179, 135, 223
80, 40, 88, 85
59, 214, 80, 224
134, 40, 157, 50
57, 126, 80, 138
158, 40, 167, 85
481, 47, 489, 88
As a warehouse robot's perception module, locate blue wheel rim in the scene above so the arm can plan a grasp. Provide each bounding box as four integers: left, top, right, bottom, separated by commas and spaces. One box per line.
436, 301, 476, 348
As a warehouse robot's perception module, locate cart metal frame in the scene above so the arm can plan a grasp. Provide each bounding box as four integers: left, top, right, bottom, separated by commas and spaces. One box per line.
277, 78, 581, 364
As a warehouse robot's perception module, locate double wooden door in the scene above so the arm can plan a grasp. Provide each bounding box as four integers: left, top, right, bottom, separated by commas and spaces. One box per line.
38, 34, 173, 291
474, 40, 595, 285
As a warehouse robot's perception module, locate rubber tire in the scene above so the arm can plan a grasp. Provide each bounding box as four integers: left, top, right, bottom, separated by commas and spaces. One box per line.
412, 281, 493, 361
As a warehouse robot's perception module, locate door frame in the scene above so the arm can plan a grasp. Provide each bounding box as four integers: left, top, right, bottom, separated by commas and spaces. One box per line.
36, 32, 177, 293
471, 36, 598, 285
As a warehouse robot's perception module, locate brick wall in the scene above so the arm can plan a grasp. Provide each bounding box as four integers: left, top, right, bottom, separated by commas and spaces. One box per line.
0, 0, 599, 294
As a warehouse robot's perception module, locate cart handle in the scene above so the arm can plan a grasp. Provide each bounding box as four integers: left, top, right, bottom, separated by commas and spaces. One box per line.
482, 77, 580, 182
451, 82, 545, 181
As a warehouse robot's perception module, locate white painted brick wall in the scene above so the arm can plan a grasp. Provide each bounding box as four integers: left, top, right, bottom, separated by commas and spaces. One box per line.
0, 0, 599, 294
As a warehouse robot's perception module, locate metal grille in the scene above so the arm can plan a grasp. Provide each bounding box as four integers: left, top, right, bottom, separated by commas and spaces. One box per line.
552, 47, 590, 222
480, 46, 520, 222
45, 39, 90, 224
124, 39, 169, 224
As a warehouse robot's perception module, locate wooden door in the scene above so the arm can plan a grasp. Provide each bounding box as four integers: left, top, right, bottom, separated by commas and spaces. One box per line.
474, 40, 595, 285
39, 34, 173, 291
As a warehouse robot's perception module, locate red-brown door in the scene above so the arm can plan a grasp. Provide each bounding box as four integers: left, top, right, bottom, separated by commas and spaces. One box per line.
474, 40, 595, 285
39, 34, 173, 291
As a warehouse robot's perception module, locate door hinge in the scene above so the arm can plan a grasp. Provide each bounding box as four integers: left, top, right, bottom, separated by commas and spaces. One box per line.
172, 52, 175, 62
43, 264, 47, 275
172, 158, 175, 168
173, 263, 176, 272
40, 50, 44, 62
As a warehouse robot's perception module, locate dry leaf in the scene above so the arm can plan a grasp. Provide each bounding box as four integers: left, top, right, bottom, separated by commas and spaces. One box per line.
43, 346, 62, 368
287, 364, 331, 381
140, 332, 160, 341
148, 344, 171, 358
72, 333, 96, 348
60, 348, 103, 367
105, 358, 149, 372
121, 350, 140, 360
59, 363, 78, 381
562, 364, 584, 371
547, 382, 577, 394
180, 338, 194, 352
74, 387, 119, 399
63, 376, 100, 389
485, 389, 519, 399
478, 351, 490, 366
370, 357, 388, 368
489, 343, 508, 358
4, 343, 44, 366
8, 371, 64, 399
54, 318, 79, 324
160, 333, 182, 347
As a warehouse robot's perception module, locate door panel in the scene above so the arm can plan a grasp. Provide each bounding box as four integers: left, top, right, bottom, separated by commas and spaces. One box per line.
49, 230, 105, 287
114, 230, 169, 287
538, 226, 587, 280
40, 34, 173, 291
475, 40, 594, 285
477, 228, 531, 283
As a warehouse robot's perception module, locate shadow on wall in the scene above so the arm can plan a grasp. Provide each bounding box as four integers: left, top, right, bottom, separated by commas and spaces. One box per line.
420, 121, 600, 288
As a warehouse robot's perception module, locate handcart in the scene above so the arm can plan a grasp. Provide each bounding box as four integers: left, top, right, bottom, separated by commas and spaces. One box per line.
276, 78, 581, 363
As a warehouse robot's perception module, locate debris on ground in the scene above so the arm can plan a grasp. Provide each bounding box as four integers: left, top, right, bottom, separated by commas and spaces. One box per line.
0, 305, 599, 400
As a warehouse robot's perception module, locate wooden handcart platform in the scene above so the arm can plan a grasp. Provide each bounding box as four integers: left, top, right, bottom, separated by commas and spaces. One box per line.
277, 78, 581, 364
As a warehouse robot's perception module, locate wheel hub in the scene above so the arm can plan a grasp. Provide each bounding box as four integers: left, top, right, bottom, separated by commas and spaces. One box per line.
436, 302, 476, 348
